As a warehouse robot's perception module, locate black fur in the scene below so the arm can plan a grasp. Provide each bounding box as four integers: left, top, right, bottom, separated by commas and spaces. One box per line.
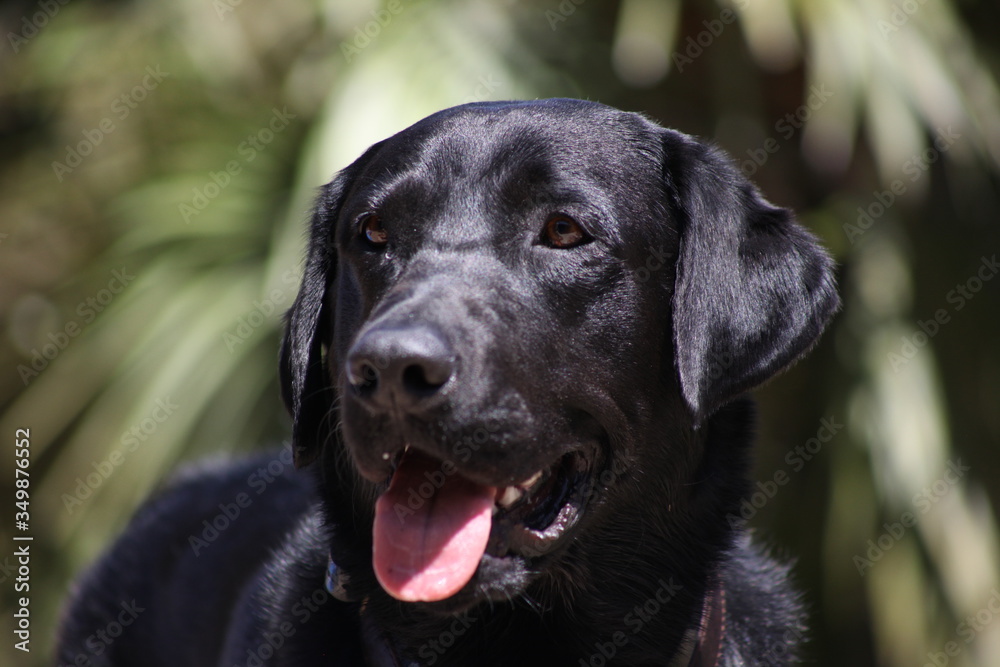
56, 99, 838, 666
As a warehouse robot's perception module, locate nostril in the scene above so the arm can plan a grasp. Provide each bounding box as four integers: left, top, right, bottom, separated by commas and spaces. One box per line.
401, 363, 449, 396
350, 361, 380, 396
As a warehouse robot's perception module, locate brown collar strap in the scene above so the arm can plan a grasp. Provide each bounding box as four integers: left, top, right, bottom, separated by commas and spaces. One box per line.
687, 582, 727, 667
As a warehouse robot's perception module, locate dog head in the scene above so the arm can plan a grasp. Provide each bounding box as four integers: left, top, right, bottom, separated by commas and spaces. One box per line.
280, 99, 838, 613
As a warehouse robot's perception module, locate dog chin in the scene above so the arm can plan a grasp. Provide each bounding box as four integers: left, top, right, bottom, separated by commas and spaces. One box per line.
400, 553, 536, 615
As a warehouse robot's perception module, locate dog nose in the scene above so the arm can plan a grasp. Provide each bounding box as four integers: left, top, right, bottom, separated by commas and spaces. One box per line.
346, 326, 455, 411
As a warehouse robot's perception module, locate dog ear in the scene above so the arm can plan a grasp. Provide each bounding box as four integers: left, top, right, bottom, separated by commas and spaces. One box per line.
662, 130, 839, 423
280, 169, 357, 468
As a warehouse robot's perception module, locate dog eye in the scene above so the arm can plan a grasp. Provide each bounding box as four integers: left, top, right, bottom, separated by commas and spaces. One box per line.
358, 213, 388, 247
542, 214, 589, 249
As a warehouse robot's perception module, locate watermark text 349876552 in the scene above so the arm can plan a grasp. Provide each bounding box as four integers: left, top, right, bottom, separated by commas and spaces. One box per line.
13, 428, 33, 653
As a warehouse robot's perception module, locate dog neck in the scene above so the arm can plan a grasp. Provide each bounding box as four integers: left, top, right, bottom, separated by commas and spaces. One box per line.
329, 553, 727, 667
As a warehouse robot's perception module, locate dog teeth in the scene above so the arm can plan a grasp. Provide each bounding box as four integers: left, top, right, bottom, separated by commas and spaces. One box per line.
518, 470, 544, 490
497, 486, 524, 508
496, 470, 548, 509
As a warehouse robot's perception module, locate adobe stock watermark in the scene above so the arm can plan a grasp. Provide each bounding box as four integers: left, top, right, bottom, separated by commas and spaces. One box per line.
460, 74, 503, 105
727, 416, 843, 528
56, 599, 145, 667
223, 268, 301, 353
545, 0, 587, 31
888, 254, 998, 372
213, 0, 245, 21
671, 0, 750, 74
389, 456, 465, 525
877, 0, 929, 40
61, 397, 180, 514
853, 458, 970, 576
17, 267, 135, 385
51, 65, 170, 182
417, 610, 480, 665
923, 588, 1000, 667
188, 446, 296, 556
339, 0, 406, 63
6, 0, 72, 54
579, 577, 683, 667
739, 84, 835, 178
235, 584, 332, 667
178, 106, 296, 224
632, 245, 672, 283
389, 421, 505, 526
843, 125, 960, 244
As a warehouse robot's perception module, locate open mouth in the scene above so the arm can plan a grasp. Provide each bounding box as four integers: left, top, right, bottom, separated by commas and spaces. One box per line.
371, 446, 595, 603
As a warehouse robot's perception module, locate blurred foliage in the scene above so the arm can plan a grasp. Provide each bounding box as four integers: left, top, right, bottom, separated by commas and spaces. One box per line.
1, 1, 998, 665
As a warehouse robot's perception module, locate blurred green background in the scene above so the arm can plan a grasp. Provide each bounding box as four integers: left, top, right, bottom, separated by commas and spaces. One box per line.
1, 0, 999, 665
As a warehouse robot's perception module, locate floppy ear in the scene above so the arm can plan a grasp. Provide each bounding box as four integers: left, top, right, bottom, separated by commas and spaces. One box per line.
662, 130, 839, 423
279, 173, 354, 468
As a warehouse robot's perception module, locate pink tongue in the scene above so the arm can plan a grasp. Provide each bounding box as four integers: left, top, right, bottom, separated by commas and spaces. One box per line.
373, 450, 495, 602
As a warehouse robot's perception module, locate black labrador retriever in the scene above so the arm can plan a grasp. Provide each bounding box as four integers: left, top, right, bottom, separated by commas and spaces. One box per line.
57, 98, 838, 666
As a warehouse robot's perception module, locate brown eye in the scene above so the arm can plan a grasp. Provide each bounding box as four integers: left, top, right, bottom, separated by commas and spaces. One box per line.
359, 213, 388, 247
543, 214, 588, 248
